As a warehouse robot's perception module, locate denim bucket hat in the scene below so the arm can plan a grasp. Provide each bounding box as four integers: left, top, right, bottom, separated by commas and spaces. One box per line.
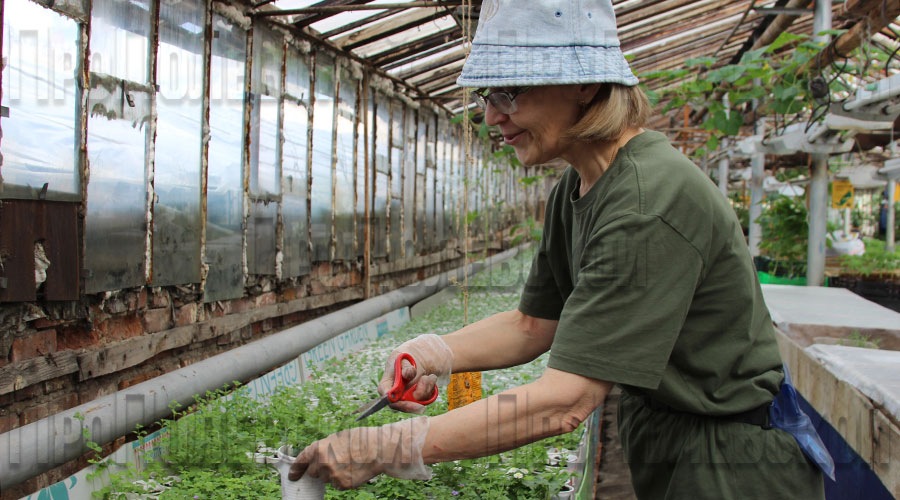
456, 0, 639, 88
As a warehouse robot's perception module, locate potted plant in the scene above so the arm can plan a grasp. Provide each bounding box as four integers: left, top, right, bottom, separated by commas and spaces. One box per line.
831, 238, 900, 312
755, 195, 809, 284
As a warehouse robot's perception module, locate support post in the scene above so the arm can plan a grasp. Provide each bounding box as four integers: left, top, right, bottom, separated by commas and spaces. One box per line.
887, 180, 896, 253
718, 141, 729, 197
807, 0, 832, 286
749, 117, 765, 256
808, 153, 828, 286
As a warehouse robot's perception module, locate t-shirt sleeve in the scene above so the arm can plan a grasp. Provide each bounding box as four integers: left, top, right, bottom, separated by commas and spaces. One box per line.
518, 233, 565, 320
548, 213, 703, 389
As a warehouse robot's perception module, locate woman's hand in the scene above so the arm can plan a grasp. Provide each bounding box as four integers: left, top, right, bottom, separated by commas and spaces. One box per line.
288, 417, 432, 489
379, 334, 453, 413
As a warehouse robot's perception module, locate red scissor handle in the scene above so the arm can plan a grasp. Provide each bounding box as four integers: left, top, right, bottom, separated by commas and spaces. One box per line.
387, 353, 439, 405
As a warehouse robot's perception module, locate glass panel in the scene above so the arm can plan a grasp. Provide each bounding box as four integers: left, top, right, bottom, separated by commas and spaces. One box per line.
247, 200, 277, 275
249, 26, 281, 195
416, 112, 426, 175
425, 164, 434, 252
425, 115, 436, 251
402, 110, 416, 259
374, 93, 389, 175
152, 0, 204, 286
355, 85, 372, 258
415, 172, 425, 254
445, 129, 456, 241
83, 78, 149, 293
285, 47, 309, 101
390, 101, 403, 197
373, 167, 387, 258
1, 0, 80, 200
311, 52, 335, 262
335, 74, 356, 262
89, 0, 151, 83
204, 13, 245, 302
390, 199, 401, 261
282, 50, 310, 277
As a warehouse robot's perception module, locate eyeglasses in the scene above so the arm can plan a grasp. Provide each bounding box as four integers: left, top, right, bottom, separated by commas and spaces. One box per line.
470, 87, 532, 114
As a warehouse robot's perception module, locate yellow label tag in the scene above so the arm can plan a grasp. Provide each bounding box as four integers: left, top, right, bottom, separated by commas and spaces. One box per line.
832, 180, 854, 209
447, 372, 482, 410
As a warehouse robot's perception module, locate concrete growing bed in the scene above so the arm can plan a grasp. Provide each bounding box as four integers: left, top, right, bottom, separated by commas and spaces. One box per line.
68, 249, 593, 500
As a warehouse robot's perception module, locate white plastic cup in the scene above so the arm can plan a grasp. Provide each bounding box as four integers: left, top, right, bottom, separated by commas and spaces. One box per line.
274, 445, 326, 500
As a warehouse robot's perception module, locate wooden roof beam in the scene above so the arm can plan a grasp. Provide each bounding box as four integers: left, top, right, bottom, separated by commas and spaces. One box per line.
367, 26, 461, 66
395, 46, 467, 79
320, 8, 403, 38
382, 38, 461, 69
333, 8, 450, 50
287, 0, 373, 27
407, 60, 465, 87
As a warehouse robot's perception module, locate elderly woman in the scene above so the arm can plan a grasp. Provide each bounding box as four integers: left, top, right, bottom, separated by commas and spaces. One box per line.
290, 1, 827, 498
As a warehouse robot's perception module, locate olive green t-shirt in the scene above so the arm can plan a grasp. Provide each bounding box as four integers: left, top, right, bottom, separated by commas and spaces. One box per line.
519, 130, 783, 415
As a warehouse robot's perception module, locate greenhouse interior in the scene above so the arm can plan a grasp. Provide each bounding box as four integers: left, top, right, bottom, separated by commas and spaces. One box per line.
1, 0, 900, 498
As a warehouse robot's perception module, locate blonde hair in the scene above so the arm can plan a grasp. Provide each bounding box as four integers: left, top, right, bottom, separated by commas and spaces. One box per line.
566, 84, 652, 142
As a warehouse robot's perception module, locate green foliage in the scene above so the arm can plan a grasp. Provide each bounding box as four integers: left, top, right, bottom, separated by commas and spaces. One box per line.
728, 192, 749, 232
509, 216, 543, 247
839, 239, 900, 277
639, 32, 828, 146
92, 250, 583, 500
756, 195, 809, 277
840, 330, 880, 349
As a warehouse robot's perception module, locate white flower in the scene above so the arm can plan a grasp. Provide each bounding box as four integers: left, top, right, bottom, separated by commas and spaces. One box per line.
513, 472, 524, 479
506, 467, 519, 474
453, 466, 463, 472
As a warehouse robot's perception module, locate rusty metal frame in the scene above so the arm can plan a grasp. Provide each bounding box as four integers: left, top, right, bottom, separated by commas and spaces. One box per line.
199, 0, 214, 289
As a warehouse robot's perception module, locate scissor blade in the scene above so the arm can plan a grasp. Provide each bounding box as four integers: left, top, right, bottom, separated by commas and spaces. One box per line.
355, 396, 390, 421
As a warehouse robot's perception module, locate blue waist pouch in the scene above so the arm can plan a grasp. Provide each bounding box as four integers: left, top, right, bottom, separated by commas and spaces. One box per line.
769, 364, 835, 481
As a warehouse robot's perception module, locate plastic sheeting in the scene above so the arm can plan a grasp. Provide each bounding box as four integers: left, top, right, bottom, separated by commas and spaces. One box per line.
372, 92, 389, 259
282, 49, 311, 278
334, 73, 357, 262
152, 0, 204, 286
204, 13, 246, 301
83, 76, 150, 293
249, 26, 281, 196
402, 110, 416, 259
0, 0, 80, 200
356, 86, 372, 258
89, 0, 151, 81
247, 200, 277, 275
806, 344, 900, 423
311, 52, 335, 262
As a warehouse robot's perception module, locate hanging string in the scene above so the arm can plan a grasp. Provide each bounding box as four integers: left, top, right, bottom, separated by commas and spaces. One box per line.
461, 0, 472, 326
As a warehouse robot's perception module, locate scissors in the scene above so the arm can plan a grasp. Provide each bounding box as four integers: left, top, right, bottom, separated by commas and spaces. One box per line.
355, 353, 439, 421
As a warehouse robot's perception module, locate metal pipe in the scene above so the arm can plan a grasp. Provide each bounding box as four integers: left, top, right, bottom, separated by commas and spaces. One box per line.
813, 0, 832, 44
807, 0, 831, 287
808, 153, 828, 286
0, 247, 522, 489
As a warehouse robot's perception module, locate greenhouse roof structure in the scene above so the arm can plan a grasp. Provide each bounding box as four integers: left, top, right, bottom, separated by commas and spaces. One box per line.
253, 0, 900, 136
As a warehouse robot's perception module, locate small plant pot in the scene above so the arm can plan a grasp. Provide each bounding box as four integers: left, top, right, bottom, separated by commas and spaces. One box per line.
552, 483, 576, 500
273, 445, 326, 500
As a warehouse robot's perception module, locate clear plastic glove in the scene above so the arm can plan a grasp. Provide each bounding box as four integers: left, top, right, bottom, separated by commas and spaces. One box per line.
288, 416, 431, 490
378, 334, 453, 413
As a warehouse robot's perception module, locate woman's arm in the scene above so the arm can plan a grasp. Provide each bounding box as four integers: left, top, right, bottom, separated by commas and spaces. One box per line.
422, 367, 611, 462
289, 367, 612, 488
442, 309, 559, 373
